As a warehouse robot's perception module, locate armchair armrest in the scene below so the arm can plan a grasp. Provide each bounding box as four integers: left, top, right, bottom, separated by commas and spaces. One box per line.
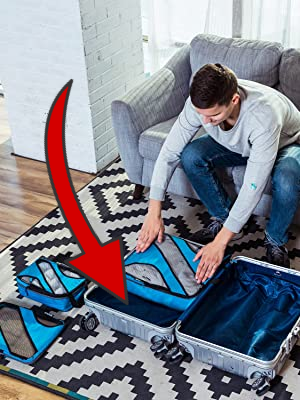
111, 45, 191, 184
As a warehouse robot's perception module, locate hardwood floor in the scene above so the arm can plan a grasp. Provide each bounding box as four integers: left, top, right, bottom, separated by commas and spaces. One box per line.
0, 375, 63, 400
0, 95, 10, 145
0, 96, 94, 251
0, 95, 95, 398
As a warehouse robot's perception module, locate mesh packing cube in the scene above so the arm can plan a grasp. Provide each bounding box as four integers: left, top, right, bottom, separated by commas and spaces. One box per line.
0, 302, 64, 363
17, 257, 87, 311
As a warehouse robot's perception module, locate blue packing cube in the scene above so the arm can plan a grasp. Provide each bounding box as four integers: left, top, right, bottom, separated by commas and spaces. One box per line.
124, 234, 229, 311
17, 257, 88, 311
0, 302, 64, 364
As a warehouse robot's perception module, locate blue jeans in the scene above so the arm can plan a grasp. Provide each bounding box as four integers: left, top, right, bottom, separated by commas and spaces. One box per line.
181, 134, 300, 246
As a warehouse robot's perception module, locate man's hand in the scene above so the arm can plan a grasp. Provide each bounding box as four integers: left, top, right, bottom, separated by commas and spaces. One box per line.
136, 213, 165, 253
136, 199, 164, 253
193, 226, 235, 283
193, 239, 226, 283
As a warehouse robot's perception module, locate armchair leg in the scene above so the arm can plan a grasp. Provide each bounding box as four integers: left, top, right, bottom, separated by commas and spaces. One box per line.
133, 184, 144, 200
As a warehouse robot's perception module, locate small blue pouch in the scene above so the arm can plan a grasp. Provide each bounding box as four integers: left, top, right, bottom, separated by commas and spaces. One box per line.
17, 257, 87, 311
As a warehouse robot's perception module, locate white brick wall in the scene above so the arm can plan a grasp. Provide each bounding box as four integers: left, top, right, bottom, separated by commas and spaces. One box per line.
0, 0, 144, 173
82, 0, 145, 167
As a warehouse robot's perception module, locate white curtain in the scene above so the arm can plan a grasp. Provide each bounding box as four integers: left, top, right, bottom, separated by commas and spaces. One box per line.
147, 0, 233, 73
146, 0, 300, 73
242, 0, 300, 48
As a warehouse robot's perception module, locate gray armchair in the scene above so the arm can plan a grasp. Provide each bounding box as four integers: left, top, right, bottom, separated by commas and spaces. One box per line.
111, 34, 300, 225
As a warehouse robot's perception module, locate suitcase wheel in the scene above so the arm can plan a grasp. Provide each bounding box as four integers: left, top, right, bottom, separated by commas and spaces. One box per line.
150, 336, 172, 359
80, 312, 99, 331
252, 375, 271, 397
150, 337, 170, 359
151, 335, 163, 345
150, 338, 166, 353
163, 344, 187, 365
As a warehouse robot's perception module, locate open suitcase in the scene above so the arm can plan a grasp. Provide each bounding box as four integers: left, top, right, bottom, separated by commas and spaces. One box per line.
82, 234, 300, 396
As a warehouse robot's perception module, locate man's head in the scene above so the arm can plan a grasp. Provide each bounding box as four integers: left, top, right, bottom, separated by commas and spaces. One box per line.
190, 63, 240, 126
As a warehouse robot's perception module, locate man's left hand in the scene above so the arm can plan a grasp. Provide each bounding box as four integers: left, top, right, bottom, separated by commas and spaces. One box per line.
193, 240, 227, 283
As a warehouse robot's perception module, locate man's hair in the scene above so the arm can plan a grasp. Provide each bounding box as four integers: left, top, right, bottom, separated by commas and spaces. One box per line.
190, 63, 238, 108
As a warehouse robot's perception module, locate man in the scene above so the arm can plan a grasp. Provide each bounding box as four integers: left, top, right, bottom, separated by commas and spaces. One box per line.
136, 63, 300, 282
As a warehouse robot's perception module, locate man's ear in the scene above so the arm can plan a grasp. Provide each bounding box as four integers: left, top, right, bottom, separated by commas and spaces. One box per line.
232, 93, 240, 105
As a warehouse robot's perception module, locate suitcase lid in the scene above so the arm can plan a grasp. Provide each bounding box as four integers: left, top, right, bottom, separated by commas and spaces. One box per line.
231, 255, 300, 285
177, 256, 300, 363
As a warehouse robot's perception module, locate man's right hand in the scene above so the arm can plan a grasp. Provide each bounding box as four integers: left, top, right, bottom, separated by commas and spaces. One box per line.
136, 199, 164, 253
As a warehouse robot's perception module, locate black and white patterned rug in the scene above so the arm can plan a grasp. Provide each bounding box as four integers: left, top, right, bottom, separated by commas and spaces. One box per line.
0, 159, 299, 400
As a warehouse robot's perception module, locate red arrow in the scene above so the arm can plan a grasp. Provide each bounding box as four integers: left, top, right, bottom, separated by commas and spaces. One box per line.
45, 80, 128, 304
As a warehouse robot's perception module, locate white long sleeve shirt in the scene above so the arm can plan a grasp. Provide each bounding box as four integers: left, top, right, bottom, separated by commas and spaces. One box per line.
149, 79, 300, 233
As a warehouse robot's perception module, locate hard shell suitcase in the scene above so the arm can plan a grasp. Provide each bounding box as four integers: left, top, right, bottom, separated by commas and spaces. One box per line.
0, 302, 65, 364
82, 236, 300, 396
82, 235, 229, 356
17, 256, 87, 311
82, 234, 219, 353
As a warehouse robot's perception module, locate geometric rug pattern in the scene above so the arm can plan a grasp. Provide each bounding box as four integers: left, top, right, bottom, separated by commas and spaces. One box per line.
0, 159, 299, 400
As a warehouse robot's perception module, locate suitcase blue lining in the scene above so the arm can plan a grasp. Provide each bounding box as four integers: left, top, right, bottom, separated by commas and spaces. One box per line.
180, 259, 300, 361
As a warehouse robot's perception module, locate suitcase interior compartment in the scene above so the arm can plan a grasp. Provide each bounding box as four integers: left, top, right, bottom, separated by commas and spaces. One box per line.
177, 258, 300, 364
86, 286, 182, 327
85, 286, 183, 343
83, 235, 230, 345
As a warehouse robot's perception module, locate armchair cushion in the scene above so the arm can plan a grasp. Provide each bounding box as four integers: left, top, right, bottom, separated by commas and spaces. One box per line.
139, 117, 177, 160
111, 46, 191, 184
139, 118, 206, 161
